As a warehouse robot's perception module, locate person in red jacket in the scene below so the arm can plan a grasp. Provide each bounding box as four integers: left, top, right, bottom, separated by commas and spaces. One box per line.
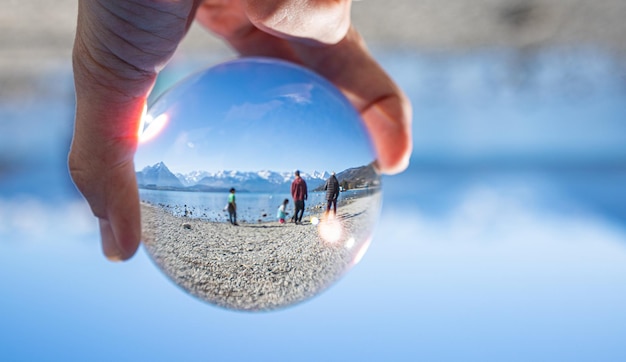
290, 170, 308, 224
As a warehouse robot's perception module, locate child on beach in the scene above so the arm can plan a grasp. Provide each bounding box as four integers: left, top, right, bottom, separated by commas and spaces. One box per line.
277, 199, 289, 224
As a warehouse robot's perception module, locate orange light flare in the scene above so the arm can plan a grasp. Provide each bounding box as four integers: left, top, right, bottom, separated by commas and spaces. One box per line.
138, 112, 169, 144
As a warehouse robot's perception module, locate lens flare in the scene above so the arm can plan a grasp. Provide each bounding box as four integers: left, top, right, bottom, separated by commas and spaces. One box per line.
345, 237, 356, 249
318, 214, 343, 244
352, 237, 372, 266
139, 113, 169, 144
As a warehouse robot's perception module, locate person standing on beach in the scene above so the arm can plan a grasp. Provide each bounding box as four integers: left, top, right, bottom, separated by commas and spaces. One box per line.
227, 188, 238, 226
324, 172, 340, 216
291, 170, 308, 224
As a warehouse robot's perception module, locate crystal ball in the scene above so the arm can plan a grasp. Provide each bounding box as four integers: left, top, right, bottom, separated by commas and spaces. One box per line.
136, 57, 382, 311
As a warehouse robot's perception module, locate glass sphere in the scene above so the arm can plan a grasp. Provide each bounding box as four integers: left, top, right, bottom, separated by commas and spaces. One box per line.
136, 57, 382, 311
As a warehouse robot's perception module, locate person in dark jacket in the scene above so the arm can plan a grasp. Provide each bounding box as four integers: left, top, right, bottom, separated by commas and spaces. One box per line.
324, 172, 340, 216
290, 170, 308, 224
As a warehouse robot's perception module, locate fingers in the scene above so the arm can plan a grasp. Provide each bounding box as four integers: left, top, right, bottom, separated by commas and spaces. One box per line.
71, 0, 201, 261
96, 171, 142, 262
196, 0, 299, 60
69, 148, 142, 261
197, 0, 351, 49
243, 0, 352, 45
69, 100, 145, 261
362, 94, 412, 174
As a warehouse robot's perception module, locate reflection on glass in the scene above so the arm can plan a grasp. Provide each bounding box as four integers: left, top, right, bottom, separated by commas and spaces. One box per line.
136, 57, 382, 311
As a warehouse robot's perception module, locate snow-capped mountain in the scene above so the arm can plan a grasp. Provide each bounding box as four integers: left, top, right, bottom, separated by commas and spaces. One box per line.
137, 163, 329, 192
193, 170, 327, 193
136, 162, 183, 189
175, 170, 211, 187
310, 170, 331, 180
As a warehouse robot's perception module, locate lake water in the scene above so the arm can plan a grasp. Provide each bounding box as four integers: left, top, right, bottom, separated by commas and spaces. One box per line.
1, 50, 626, 361
139, 188, 374, 222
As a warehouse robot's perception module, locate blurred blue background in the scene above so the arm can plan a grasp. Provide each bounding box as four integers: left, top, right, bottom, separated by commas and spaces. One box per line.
2, 1, 626, 361
2, 49, 625, 362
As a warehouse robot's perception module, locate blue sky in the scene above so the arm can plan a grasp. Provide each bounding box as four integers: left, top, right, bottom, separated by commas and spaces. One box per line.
136, 58, 375, 175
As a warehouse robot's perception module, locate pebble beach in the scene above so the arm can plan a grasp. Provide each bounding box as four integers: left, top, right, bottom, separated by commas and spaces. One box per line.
141, 192, 382, 311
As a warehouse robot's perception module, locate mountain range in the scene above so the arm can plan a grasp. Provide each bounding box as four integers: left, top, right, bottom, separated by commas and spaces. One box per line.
136, 162, 329, 193
136, 162, 377, 193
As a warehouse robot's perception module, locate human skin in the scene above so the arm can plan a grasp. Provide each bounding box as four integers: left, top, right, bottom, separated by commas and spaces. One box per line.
69, 0, 412, 261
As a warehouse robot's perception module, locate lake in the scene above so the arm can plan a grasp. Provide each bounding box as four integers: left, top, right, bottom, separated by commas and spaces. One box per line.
138, 188, 375, 223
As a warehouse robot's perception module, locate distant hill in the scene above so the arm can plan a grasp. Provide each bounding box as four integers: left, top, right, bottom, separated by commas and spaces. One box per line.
313, 163, 380, 191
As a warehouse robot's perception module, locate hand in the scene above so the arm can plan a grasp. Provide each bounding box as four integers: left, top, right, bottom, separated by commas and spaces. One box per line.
69, 0, 412, 261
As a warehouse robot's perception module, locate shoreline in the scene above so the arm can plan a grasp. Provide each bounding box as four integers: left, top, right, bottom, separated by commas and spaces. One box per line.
139, 187, 380, 224
141, 192, 382, 311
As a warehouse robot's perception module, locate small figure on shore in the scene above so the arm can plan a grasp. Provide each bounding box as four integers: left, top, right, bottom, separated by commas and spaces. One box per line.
324, 172, 340, 216
291, 170, 308, 224
227, 188, 238, 226
277, 199, 289, 224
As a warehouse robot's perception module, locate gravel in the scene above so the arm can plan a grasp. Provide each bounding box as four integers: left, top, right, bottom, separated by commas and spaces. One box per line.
141, 192, 381, 311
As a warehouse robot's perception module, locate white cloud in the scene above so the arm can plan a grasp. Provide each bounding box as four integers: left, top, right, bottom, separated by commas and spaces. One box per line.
268, 83, 314, 105
224, 100, 283, 122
